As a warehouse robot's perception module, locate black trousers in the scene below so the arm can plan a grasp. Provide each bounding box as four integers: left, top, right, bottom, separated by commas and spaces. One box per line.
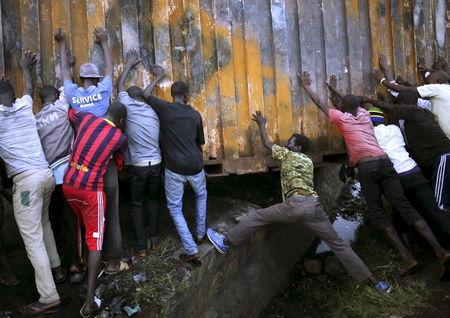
0, 194, 4, 252
358, 157, 423, 230
49, 184, 77, 264
128, 164, 162, 251
394, 172, 450, 239
103, 160, 123, 260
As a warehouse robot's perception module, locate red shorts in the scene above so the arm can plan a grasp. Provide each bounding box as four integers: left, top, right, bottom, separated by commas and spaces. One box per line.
63, 185, 106, 251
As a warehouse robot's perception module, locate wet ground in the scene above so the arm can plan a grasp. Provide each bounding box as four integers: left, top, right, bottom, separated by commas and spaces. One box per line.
260, 180, 450, 318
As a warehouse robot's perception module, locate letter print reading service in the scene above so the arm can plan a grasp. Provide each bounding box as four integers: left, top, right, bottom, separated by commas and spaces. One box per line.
72, 93, 103, 109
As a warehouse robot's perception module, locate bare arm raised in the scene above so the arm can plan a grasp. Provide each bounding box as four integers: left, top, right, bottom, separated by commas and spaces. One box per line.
143, 64, 165, 99
55, 29, 72, 82
20, 51, 38, 97
252, 111, 273, 151
94, 27, 113, 78
118, 49, 141, 93
299, 71, 331, 117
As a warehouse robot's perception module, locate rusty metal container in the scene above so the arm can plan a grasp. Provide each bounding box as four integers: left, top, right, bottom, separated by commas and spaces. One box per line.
0, 0, 447, 175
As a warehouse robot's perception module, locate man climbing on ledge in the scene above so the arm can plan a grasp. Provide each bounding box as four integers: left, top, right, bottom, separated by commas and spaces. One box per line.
207, 111, 392, 293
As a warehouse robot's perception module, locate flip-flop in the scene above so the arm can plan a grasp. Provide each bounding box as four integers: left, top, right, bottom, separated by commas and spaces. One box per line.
79, 297, 102, 318
54, 274, 67, 284
20, 301, 61, 316
0, 276, 19, 286
439, 256, 450, 281
105, 260, 130, 275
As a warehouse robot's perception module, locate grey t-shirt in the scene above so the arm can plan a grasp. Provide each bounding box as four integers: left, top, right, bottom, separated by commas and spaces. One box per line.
35, 89, 74, 166
0, 95, 49, 178
118, 92, 161, 165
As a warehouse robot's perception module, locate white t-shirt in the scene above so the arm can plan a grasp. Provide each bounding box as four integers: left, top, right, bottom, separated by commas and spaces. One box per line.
417, 84, 450, 139
374, 124, 417, 174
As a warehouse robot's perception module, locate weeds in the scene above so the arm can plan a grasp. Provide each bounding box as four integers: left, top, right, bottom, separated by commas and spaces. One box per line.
133, 236, 189, 306
327, 225, 433, 318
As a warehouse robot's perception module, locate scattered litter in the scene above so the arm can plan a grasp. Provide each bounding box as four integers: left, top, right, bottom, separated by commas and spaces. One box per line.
133, 273, 146, 284
122, 305, 141, 317
0, 311, 12, 318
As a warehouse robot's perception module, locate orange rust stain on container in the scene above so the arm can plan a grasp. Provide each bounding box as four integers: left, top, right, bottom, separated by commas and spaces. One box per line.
2, 0, 445, 173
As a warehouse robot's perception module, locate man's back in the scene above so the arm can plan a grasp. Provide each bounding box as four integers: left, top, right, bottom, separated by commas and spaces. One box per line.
118, 92, 160, 165
35, 96, 73, 166
64, 76, 112, 117
417, 84, 450, 138
0, 95, 48, 177
64, 111, 125, 191
391, 104, 450, 174
146, 96, 205, 176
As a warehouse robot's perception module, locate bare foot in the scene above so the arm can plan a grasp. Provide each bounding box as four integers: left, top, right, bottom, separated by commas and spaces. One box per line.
399, 259, 419, 276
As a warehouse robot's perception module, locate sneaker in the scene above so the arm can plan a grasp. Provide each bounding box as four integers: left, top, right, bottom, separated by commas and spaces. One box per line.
374, 281, 393, 294
207, 228, 229, 254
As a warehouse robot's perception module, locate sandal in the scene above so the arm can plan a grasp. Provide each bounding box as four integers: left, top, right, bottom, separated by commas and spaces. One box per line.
0, 276, 19, 286
20, 300, 61, 316
105, 260, 130, 275
79, 297, 101, 318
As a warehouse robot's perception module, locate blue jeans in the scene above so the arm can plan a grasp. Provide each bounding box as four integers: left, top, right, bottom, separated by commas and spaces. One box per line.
165, 169, 207, 255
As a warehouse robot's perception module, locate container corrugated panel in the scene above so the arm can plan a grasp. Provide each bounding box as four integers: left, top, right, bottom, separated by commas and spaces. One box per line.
0, 0, 447, 175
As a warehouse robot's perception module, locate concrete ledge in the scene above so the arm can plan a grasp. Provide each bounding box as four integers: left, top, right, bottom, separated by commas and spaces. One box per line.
149, 163, 344, 317
159, 200, 316, 318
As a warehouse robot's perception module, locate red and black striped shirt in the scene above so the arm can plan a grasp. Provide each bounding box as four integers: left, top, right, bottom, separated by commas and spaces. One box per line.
64, 110, 126, 191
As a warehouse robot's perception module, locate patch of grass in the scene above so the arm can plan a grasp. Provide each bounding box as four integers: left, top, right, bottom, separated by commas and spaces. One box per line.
133, 236, 189, 306
327, 226, 433, 318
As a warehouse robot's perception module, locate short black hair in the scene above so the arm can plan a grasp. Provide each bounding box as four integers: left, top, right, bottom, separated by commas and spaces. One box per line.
39, 85, 59, 103
0, 80, 14, 96
342, 94, 359, 111
171, 81, 189, 98
291, 133, 310, 152
127, 86, 143, 100
107, 101, 127, 122
429, 70, 450, 83
397, 90, 420, 105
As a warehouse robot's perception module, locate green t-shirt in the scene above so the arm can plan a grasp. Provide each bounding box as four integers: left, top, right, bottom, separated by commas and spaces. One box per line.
272, 144, 318, 200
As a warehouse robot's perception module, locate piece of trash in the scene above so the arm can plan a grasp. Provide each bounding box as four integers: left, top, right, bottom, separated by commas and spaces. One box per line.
0, 311, 12, 318
133, 273, 146, 284
122, 305, 141, 317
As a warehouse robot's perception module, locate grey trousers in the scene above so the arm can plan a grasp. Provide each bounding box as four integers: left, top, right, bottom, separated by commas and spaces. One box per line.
13, 169, 60, 303
227, 195, 372, 283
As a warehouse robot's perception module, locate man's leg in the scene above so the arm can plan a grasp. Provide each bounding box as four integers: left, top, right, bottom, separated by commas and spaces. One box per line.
432, 154, 450, 211
187, 170, 207, 241
13, 172, 60, 306
381, 170, 450, 263
406, 183, 450, 239
128, 166, 150, 253
227, 200, 295, 246
103, 160, 123, 271
40, 171, 64, 281
165, 169, 197, 256
0, 192, 17, 284
76, 189, 105, 316
358, 164, 417, 272
302, 205, 372, 283
145, 164, 162, 246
